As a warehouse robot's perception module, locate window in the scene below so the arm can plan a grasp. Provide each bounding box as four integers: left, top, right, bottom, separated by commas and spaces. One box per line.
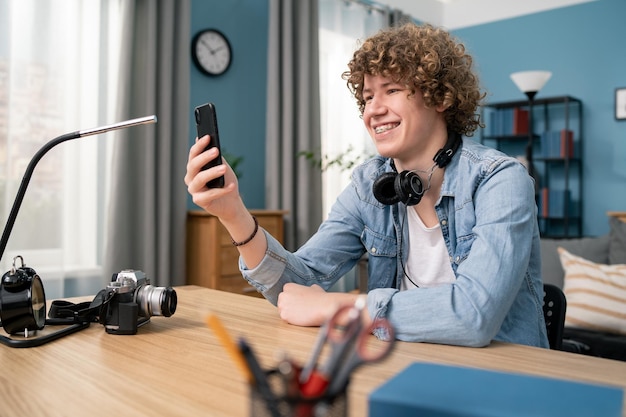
317, 1, 388, 292
0, 0, 126, 298
318, 0, 386, 217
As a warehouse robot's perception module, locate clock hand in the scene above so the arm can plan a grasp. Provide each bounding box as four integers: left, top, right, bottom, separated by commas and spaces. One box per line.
200, 39, 216, 54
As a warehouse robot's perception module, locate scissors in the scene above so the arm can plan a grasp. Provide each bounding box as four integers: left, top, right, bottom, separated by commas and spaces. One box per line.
324, 317, 395, 396
299, 297, 395, 398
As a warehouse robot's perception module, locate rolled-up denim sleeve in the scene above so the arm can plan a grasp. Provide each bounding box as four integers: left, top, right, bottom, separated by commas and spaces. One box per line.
239, 183, 368, 305
365, 288, 396, 321
366, 287, 400, 340
238, 230, 289, 304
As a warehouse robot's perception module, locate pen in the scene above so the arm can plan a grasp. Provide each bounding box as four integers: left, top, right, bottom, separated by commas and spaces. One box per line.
205, 313, 253, 383
299, 320, 328, 384
238, 338, 281, 417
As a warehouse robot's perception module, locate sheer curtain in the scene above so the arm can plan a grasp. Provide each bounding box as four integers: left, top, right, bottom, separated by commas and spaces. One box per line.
318, 0, 388, 217
0, 0, 128, 298
318, 1, 412, 291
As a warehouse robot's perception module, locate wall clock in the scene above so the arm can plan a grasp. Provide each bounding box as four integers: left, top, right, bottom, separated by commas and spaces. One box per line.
191, 29, 232, 76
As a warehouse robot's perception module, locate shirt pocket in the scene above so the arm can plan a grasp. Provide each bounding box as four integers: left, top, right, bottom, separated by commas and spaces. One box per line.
360, 226, 398, 290
360, 226, 397, 258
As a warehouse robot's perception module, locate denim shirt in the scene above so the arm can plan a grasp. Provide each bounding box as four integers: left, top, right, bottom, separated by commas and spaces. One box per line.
240, 138, 549, 348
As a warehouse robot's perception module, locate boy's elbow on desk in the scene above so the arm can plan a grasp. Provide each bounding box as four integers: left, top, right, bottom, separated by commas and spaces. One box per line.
393, 325, 494, 347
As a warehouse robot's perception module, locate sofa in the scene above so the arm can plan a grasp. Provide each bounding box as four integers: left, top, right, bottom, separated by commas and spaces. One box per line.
540, 215, 626, 361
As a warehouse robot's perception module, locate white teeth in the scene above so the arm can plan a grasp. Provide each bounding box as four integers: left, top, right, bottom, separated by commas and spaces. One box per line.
375, 123, 399, 134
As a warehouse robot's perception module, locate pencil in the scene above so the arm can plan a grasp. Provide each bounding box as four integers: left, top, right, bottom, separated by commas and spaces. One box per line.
238, 338, 281, 417
205, 313, 254, 383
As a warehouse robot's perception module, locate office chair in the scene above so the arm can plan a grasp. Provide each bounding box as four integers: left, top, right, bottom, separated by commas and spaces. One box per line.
543, 283, 567, 350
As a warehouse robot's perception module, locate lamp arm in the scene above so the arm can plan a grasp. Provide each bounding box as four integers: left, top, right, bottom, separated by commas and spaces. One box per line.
0, 115, 156, 262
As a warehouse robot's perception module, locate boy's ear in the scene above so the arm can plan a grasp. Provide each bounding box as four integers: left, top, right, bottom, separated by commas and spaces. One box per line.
436, 101, 451, 112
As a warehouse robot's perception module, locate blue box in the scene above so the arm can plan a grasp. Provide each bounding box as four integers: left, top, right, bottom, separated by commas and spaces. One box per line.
369, 362, 623, 417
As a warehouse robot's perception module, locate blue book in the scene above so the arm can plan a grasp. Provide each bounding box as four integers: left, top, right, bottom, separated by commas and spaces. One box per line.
369, 362, 623, 417
548, 189, 566, 218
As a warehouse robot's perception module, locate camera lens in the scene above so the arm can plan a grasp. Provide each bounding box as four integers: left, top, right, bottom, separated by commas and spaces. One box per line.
136, 285, 177, 318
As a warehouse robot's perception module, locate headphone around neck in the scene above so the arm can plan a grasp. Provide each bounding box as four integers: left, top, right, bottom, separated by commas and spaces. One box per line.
372, 132, 461, 206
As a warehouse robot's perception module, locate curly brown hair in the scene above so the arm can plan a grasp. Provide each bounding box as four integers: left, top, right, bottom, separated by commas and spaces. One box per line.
342, 23, 484, 136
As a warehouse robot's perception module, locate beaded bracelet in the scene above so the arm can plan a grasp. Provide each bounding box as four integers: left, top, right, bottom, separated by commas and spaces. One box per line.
231, 215, 259, 246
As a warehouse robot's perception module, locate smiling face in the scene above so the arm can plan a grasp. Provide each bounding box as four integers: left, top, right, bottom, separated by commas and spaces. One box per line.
362, 74, 448, 169
343, 24, 484, 144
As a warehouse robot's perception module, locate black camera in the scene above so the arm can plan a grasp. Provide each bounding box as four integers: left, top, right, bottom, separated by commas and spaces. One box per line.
95, 270, 177, 335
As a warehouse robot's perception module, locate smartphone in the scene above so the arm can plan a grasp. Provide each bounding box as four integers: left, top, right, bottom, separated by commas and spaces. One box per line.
194, 102, 225, 188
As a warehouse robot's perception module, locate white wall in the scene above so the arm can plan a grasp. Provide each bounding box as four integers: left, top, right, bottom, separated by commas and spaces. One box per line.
378, 0, 597, 29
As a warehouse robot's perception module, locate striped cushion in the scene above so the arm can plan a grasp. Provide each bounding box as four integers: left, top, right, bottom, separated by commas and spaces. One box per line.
558, 247, 626, 335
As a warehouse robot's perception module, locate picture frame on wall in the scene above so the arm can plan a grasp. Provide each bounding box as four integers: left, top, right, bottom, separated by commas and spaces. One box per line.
616, 87, 626, 120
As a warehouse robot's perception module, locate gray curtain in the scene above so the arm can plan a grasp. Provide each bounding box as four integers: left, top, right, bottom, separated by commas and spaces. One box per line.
266, 0, 323, 251
103, 0, 190, 287
389, 8, 414, 26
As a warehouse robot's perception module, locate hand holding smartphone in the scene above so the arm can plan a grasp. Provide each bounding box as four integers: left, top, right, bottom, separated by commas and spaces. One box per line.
194, 102, 225, 188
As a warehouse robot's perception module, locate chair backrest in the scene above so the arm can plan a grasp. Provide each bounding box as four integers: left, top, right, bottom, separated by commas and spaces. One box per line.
543, 283, 567, 350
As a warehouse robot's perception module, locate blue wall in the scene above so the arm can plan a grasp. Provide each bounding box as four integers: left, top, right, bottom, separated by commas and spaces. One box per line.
189, 0, 268, 209
189, 0, 626, 235
454, 0, 626, 235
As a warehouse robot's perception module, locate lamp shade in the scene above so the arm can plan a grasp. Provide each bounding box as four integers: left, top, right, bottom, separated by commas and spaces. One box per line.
510, 71, 552, 95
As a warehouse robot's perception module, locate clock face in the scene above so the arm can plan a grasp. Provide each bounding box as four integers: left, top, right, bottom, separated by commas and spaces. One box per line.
192, 29, 232, 76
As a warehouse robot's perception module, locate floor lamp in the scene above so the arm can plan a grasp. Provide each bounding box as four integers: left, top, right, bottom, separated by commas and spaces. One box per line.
510, 70, 552, 184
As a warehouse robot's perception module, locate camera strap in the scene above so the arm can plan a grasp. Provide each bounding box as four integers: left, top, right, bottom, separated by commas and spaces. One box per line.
48, 289, 114, 324
48, 300, 99, 323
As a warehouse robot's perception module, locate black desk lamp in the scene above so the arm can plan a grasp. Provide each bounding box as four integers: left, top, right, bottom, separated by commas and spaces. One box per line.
0, 115, 157, 347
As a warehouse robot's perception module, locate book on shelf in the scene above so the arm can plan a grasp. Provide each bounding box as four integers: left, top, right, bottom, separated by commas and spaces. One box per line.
512, 107, 529, 135
538, 188, 577, 218
539, 129, 574, 158
489, 107, 528, 136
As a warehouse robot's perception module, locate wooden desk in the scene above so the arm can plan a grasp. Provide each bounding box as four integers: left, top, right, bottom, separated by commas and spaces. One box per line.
2, 286, 625, 416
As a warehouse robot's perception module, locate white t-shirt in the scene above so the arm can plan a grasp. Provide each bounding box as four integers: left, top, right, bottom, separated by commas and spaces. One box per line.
401, 207, 456, 290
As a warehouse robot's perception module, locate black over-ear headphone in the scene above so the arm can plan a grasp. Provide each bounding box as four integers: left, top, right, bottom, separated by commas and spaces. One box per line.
372, 132, 461, 206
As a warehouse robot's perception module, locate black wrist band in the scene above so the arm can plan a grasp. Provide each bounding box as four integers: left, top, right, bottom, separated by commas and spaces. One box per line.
231, 215, 259, 246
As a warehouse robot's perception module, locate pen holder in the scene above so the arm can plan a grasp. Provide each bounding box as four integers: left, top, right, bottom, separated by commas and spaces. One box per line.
250, 368, 348, 417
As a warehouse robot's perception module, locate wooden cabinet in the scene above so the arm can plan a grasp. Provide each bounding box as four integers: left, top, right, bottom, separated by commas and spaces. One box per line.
185, 210, 287, 296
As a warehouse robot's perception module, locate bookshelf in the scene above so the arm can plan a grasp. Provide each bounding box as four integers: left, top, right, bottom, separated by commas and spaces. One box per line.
481, 96, 583, 238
